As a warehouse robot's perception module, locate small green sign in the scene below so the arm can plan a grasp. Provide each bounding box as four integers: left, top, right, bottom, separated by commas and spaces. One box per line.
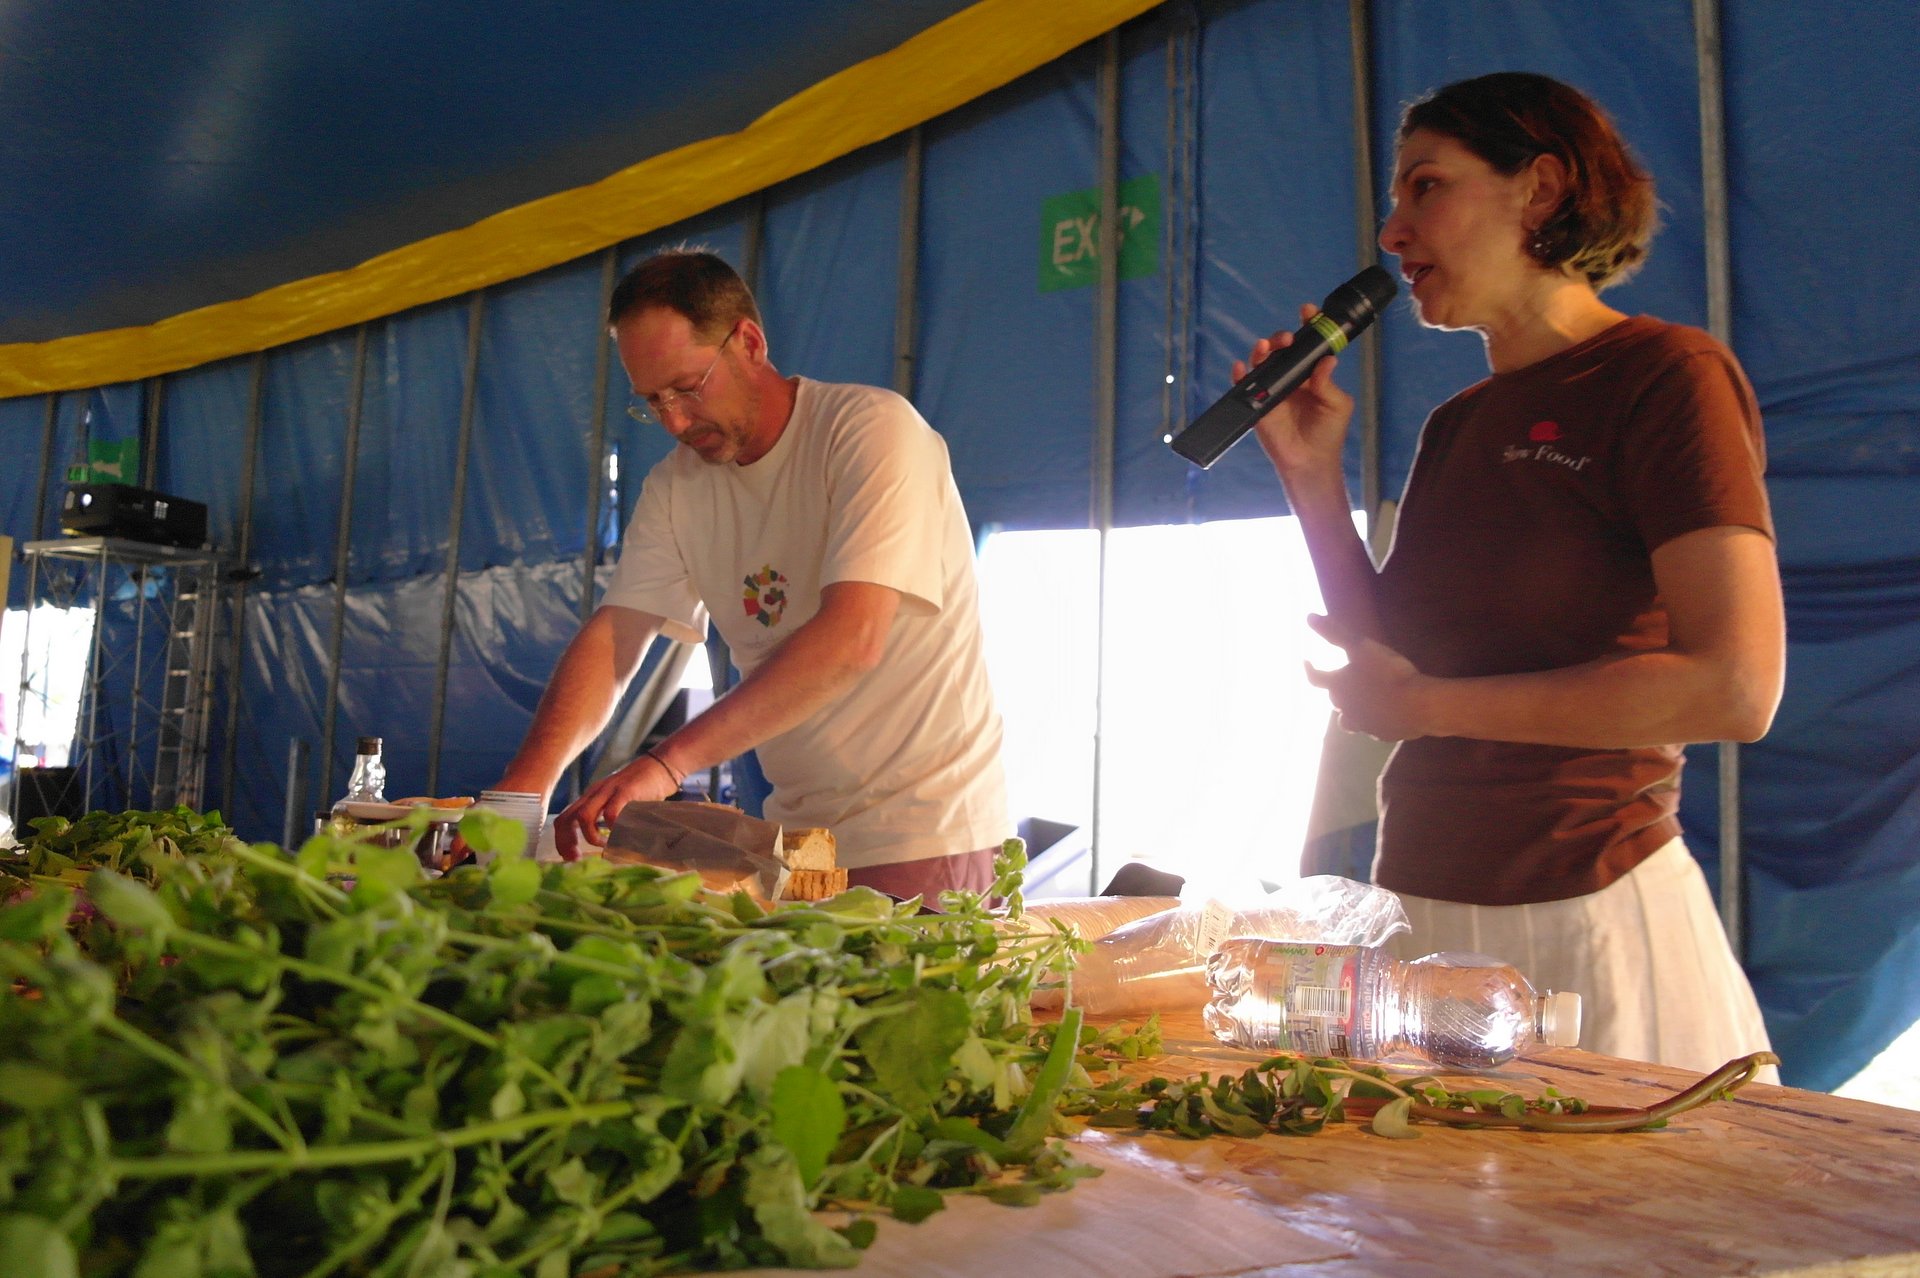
66, 438, 138, 485
1039, 173, 1162, 292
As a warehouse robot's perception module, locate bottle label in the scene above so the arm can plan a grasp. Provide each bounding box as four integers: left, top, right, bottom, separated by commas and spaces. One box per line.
1251, 943, 1361, 1057
1195, 899, 1234, 958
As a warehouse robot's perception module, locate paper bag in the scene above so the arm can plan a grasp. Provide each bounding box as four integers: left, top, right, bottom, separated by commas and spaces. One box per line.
604, 802, 788, 904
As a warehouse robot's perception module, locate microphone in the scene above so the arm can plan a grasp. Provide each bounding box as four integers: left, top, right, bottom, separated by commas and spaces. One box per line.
1168, 264, 1398, 469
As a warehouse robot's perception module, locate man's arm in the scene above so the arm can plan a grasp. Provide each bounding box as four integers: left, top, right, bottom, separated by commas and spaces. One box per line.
550, 579, 901, 857
1311, 525, 1785, 748
494, 604, 665, 801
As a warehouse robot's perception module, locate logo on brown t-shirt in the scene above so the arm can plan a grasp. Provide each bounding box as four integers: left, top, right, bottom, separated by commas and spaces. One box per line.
1504, 420, 1592, 471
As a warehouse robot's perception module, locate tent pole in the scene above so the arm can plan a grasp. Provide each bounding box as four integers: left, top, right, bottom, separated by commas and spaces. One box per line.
320, 325, 370, 808
1348, 0, 1385, 525
580, 247, 617, 630
33, 394, 59, 542
1161, 5, 1197, 474
428, 292, 487, 798
1694, 0, 1744, 961
565, 248, 621, 808
141, 376, 165, 490
219, 353, 266, 816
1089, 29, 1121, 894
893, 127, 924, 400
743, 192, 767, 292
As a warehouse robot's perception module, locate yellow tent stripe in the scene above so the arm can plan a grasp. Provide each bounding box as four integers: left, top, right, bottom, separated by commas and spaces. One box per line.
0, 0, 1162, 399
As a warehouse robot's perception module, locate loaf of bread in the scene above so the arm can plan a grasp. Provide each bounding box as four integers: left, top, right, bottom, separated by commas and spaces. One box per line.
781, 867, 850, 900
778, 828, 844, 899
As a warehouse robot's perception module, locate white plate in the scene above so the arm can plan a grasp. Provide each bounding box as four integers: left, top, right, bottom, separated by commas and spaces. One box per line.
337, 801, 414, 822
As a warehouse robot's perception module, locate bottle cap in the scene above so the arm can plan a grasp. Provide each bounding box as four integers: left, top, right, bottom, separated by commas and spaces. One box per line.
1540, 990, 1582, 1047
356, 736, 383, 754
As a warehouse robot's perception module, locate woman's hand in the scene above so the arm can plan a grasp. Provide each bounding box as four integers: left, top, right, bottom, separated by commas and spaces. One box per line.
550, 753, 681, 860
1235, 304, 1356, 478
1304, 613, 1434, 742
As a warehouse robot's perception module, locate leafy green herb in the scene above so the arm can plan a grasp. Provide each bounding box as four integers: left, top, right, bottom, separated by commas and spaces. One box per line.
1069, 1047, 1777, 1139
2, 821, 1080, 1274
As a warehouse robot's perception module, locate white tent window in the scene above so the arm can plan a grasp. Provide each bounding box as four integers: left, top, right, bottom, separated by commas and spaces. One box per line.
979, 517, 1342, 895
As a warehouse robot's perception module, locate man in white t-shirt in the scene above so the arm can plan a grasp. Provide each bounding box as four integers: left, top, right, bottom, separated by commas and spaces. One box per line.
490, 249, 1009, 894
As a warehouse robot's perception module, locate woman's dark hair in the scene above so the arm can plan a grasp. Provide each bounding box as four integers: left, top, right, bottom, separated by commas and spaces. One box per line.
607, 248, 762, 338
1401, 72, 1656, 290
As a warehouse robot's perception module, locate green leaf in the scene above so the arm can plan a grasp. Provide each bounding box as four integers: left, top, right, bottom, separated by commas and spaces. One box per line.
351, 846, 420, 894
489, 1078, 526, 1121
165, 1085, 234, 1155
0, 884, 74, 942
854, 986, 971, 1113
0, 1214, 78, 1278
86, 869, 174, 933
460, 809, 528, 859
743, 1148, 859, 1267
769, 1066, 845, 1186
486, 854, 541, 907
0, 1063, 78, 1111
735, 993, 816, 1098
1368, 1096, 1419, 1140
660, 1022, 744, 1108
549, 1157, 600, 1208
927, 1116, 1013, 1162
984, 1182, 1045, 1207
888, 1184, 945, 1223
953, 1035, 999, 1091
567, 975, 626, 1016
1004, 1005, 1081, 1157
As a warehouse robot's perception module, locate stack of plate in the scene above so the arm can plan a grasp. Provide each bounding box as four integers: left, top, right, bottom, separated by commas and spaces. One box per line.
474, 789, 545, 861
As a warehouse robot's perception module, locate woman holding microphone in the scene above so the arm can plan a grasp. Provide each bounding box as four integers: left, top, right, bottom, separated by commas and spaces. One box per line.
1242, 72, 1782, 1076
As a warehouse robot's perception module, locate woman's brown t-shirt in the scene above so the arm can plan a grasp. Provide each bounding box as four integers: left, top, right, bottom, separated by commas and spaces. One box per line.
1373, 316, 1772, 906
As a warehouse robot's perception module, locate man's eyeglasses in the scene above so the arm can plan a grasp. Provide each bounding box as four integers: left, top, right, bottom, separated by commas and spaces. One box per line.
627, 328, 735, 426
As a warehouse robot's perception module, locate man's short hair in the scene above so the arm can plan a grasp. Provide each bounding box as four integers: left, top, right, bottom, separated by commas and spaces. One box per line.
606, 248, 763, 340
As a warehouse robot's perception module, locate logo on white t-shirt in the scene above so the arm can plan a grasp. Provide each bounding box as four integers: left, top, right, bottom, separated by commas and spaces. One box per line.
742, 564, 790, 628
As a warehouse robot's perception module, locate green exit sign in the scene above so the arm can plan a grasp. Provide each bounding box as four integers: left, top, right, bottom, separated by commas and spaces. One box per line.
1039, 173, 1162, 292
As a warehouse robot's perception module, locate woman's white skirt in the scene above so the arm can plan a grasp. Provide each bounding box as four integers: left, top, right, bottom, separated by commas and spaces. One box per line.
1382, 836, 1779, 1082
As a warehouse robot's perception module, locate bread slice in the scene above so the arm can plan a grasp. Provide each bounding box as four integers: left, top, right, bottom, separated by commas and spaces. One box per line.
780, 827, 837, 872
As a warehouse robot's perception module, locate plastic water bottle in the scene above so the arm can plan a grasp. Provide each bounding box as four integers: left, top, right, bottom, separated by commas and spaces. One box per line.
1204, 941, 1581, 1069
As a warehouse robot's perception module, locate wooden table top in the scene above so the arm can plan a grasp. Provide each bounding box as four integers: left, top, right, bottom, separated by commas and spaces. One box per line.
1078, 1011, 1920, 1277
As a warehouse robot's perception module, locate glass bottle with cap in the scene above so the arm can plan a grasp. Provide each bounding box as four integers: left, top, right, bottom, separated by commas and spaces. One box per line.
327, 736, 388, 834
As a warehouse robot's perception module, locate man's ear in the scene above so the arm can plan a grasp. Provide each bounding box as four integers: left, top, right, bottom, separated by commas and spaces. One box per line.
737, 318, 770, 366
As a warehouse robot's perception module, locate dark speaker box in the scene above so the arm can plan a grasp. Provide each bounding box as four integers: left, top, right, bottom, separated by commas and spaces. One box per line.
61, 484, 208, 548
13, 765, 84, 829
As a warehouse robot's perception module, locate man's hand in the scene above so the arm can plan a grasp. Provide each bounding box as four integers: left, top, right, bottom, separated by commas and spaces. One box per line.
1303, 612, 1433, 742
550, 751, 682, 860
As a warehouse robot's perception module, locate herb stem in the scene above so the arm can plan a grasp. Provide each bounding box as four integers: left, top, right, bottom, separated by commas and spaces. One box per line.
1403, 1051, 1779, 1132
296, 1151, 451, 1278
108, 1098, 639, 1180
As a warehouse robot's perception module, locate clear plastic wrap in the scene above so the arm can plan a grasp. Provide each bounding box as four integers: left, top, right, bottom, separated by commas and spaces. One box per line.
995, 896, 1182, 1008
1037, 876, 1411, 1017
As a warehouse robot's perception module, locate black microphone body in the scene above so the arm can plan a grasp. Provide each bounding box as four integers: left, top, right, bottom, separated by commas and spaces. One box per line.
1169, 265, 1398, 469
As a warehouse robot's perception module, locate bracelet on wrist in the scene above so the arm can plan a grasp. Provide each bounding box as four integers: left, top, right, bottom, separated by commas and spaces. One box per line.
643, 747, 686, 789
